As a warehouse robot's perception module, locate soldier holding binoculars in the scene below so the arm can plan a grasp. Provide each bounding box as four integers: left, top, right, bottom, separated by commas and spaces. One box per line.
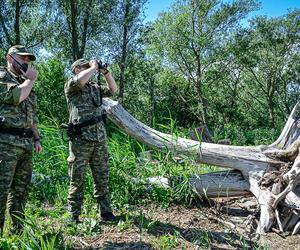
64, 58, 117, 223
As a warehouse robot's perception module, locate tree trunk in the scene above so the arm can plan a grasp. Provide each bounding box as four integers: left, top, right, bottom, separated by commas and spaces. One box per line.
267, 81, 276, 129
103, 98, 300, 234
149, 76, 156, 127
70, 0, 79, 61
14, 0, 20, 44
78, 11, 89, 59
118, 0, 130, 102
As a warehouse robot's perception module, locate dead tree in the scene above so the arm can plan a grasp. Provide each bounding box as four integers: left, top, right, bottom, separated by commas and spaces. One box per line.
103, 98, 300, 235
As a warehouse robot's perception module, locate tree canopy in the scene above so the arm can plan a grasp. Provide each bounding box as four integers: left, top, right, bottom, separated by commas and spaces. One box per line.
0, 0, 299, 144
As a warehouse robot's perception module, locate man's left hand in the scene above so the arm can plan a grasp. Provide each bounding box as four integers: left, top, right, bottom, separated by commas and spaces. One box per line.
100, 68, 109, 75
34, 140, 43, 153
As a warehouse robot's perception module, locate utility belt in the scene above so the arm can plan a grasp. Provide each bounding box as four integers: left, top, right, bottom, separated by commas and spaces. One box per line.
0, 127, 34, 138
61, 114, 106, 140
0, 116, 33, 138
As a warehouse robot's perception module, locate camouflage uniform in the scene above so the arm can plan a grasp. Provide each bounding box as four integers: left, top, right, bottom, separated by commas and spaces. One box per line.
64, 74, 113, 218
0, 66, 38, 231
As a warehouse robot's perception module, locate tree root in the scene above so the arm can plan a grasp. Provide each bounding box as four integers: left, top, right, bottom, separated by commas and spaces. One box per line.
265, 139, 300, 162
292, 220, 300, 235
248, 142, 300, 234
285, 210, 299, 231
272, 153, 300, 208
275, 209, 283, 232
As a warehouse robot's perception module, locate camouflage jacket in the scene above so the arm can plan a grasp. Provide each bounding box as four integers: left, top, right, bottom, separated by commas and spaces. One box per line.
0, 66, 38, 149
64, 75, 111, 142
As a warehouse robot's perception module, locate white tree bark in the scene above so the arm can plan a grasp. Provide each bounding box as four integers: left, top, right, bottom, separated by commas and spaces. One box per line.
103, 98, 300, 234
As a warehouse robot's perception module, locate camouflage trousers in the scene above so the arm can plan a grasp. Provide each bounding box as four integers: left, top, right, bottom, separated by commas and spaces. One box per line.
67, 138, 112, 217
0, 142, 32, 232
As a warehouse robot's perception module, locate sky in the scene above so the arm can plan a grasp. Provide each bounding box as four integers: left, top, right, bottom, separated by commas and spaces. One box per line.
144, 0, 300, 23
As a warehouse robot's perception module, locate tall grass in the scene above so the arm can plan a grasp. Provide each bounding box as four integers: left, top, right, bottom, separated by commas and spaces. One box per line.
0, 119, 274, 248
1, 120, 204, 247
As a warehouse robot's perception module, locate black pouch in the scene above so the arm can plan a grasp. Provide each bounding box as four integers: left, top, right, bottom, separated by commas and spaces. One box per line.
61, 122, 82, 141
67, 123, 82, 139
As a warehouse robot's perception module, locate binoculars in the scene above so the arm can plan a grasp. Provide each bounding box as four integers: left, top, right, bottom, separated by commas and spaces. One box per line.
96, 60, 108, 70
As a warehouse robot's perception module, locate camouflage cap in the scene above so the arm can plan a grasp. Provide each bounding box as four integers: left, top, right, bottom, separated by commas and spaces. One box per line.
8, 45, 36, 61
71, 58, 90, 72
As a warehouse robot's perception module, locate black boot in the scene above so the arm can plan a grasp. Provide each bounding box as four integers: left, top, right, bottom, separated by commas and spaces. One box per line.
97, 195, 117, 222
101, 212, 118, 222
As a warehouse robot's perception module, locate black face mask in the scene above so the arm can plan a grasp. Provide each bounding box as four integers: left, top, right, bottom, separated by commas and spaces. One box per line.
8, 54, 28, 73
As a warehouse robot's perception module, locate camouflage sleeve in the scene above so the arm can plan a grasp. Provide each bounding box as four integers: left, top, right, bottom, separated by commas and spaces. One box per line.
0, 81, 21, 105
101, 85, 112, 97
64, 75, 82, 94
33, 93, 39, 124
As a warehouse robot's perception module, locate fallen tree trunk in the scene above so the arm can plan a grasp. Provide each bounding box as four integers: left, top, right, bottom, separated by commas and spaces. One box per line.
103, 98, 300, 234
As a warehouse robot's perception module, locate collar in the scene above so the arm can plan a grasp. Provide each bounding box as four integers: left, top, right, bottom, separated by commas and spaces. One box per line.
7, 67, 23, 84
7, 67, 19, 77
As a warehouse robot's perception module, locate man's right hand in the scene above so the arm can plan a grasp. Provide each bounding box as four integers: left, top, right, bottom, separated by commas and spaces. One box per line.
22, 66, 38, 81
89, 60, 99, 71
17, 65, 38, 103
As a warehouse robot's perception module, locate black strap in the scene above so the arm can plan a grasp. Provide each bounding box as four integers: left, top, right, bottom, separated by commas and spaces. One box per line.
60, 115, 104, 141
0, 127, 33, 138
97, 73, 103, 106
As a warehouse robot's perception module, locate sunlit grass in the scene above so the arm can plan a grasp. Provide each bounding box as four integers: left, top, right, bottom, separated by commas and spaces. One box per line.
0, 119, 272, 249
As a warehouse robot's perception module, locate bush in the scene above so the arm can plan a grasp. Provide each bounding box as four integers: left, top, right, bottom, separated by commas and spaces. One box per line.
35, 58, 68, 124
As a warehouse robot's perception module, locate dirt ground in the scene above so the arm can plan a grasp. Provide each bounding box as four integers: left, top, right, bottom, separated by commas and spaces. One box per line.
70, 197, 300, 250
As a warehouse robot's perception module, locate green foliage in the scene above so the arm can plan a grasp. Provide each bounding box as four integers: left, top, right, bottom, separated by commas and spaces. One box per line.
141, 1, 300, 139
0, 117, 276, 248
213, 123, 282, 145
0, 0, 58, 49
35, 58, 68, 124
151, 233, 180, 250
1, 213, 68, 250
147, 0, 260, 127
118, 55, 157, 124
154, 70, 200, 126
0, 237, 18, 250
229, 10, 300, 129
1, 0, 298, 139
0, 48, 6, 65
18, 215, 67, 250
1, 0, 300, 248
32, 120, 212, 210
76, 218, 102, 237
31, 125, 68, 204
